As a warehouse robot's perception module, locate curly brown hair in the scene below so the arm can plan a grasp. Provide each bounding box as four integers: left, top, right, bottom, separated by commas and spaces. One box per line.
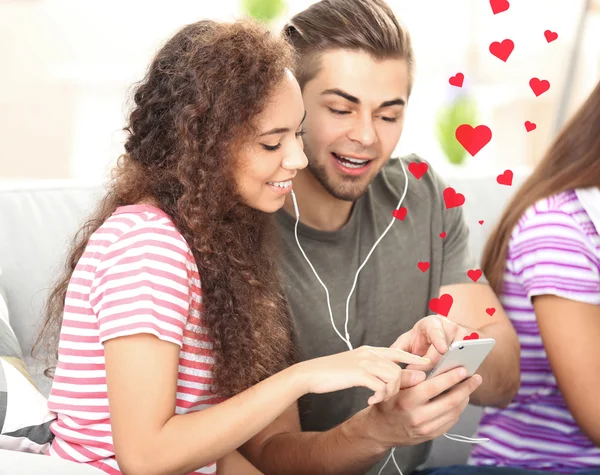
34, 19, 298, 397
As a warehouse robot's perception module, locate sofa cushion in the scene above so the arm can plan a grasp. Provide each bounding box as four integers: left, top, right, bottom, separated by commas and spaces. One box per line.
0, 181, 103, 396
0, 274, 56, 454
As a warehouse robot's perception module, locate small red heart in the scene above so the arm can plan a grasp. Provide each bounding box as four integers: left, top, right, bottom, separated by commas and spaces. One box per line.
455, 124, 492, 157
497, 169, 514, 186
392, 207, 407, 221
530, 78, 550, 97
468, 269, 483, 282
418, 262, 430, 273
439, 232, 447, 239
429, 294, 454, 317
486, 307, 496, 316
443, 187, 466, 209
463, 332, 480, 341
408, 161, 428, 180
525, 121, 537, 132
479, 220, 484, 225
544, 30, 558, 43
490, 0, 510, 14
449, 72, 464, 88
489, 39, 514, 62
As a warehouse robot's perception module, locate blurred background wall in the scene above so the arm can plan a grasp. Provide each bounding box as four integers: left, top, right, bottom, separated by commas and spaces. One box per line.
1, 0, 599, 182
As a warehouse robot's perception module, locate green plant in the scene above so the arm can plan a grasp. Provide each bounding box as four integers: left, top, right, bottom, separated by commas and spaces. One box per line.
241, 0, 286, 23
435, 93, 478, 166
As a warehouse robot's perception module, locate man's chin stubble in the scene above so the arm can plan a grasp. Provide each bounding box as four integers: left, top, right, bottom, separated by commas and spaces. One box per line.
307, 162, 369, 202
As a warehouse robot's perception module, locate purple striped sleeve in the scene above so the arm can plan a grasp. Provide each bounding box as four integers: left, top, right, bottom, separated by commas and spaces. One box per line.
508, 209, 600, 305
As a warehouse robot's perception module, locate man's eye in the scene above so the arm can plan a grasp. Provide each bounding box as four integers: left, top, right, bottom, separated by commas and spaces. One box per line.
296, 130, 306, 138
328, 108, 350, 115
261, 144, 282, 151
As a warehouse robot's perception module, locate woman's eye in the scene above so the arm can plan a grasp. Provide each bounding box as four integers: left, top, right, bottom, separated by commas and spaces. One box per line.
296, 130, 306, 138
261, 143, 282, 151
328, 108, 350, 115
381, 117, 398, 123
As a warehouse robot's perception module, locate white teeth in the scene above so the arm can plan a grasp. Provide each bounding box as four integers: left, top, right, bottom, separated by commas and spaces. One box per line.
341, 161, 364, 169
334, 154, 369, 168
340, 156, 368, 164
268, 180, 292, 188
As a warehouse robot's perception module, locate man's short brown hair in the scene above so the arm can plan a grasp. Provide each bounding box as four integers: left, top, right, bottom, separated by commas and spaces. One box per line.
283, 0, 415, 93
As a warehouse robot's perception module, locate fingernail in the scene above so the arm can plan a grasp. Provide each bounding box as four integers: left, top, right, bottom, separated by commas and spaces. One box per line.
459, 368, 468, 378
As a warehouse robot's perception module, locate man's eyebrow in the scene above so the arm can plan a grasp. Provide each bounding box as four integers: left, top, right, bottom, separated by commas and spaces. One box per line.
321, 88, 405, 108
321, 88, 360, 104
258, 111, 307, 137
380, 98, 405, 108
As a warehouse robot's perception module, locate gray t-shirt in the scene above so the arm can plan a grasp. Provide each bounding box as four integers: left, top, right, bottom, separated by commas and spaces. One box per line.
275, 154, 477, 475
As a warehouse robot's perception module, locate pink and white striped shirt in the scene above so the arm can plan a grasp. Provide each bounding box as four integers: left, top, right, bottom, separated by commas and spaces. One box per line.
469, 190, 600, 473
47, 204, 223, 475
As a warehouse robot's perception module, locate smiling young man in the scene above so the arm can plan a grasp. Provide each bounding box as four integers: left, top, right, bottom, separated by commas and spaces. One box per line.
240, 1, 521, 474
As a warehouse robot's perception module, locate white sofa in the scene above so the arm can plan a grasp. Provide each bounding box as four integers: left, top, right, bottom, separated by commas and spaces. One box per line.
0, 169, 528, 474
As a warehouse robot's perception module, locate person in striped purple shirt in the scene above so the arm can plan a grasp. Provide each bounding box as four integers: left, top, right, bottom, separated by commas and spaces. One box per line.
420, 80, 600, 475
467, 78, 600, 474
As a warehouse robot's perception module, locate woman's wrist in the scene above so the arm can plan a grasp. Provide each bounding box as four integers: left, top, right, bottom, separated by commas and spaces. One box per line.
285, 361, 311, 398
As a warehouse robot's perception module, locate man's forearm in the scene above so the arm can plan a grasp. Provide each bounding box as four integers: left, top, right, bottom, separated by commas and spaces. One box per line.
249, 407, 389, 475
470, 323, 520, 407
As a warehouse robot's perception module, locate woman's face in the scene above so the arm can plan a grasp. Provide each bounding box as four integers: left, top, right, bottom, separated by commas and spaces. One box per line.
235, 69, 308, 213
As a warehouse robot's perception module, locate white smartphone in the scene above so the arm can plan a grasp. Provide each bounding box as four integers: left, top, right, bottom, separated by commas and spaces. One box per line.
425, 337, 496, 380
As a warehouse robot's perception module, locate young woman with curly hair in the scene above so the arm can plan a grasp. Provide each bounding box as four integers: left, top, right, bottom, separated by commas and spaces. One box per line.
35, 19, 428, 475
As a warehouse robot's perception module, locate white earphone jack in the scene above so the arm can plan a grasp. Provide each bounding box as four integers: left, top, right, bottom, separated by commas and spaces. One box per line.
289, 159, 488, 475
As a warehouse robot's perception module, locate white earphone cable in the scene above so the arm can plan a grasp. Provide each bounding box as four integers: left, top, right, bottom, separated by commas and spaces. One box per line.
289, 159, 488, 475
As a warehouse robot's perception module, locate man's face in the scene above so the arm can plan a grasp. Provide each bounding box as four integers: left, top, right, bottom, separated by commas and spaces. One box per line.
301, 49, 410, 201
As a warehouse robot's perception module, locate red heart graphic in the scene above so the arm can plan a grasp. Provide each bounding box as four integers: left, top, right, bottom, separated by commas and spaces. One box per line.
468, 269, 483, 282
455, 124, 492, 157
525, 121, 537, 132
463, 332, 480, 341
408, 161, 428, 179
429, 294, 454, 317
530, 78, 550, 97
486, 307, 496, 316
489, 39, 514, 62
439, 232, 447, 239
392, 207, 407, 221
449, 72, 464, 87
443, 187, 465, 209
418, 262, 430, 273
490, 0, 510, 14
497, 169, 513, 186
479, 220, 484, 225
544, 30, 558, 43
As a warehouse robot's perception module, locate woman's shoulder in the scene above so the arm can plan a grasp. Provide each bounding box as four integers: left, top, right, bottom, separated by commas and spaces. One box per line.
515, 190, 586, 233
92, 204, 195, 266
509, 190, 598, 262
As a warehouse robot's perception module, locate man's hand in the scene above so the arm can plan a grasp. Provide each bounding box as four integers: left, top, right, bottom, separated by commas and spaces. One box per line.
354, 366, 482, 450
390, 315, 476, 371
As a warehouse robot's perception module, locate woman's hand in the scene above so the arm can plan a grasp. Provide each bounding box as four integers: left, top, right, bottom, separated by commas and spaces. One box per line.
295, 346, 430, 405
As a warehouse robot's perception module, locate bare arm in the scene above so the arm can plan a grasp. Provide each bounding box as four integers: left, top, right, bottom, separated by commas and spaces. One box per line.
241, 396, 392, 475
534, 295, 600, 445
216, 451, 264, 475
106, 334, 307, 475
441, 282, 521, 407
104, 334, 424, 475
242, 368, 482, 475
